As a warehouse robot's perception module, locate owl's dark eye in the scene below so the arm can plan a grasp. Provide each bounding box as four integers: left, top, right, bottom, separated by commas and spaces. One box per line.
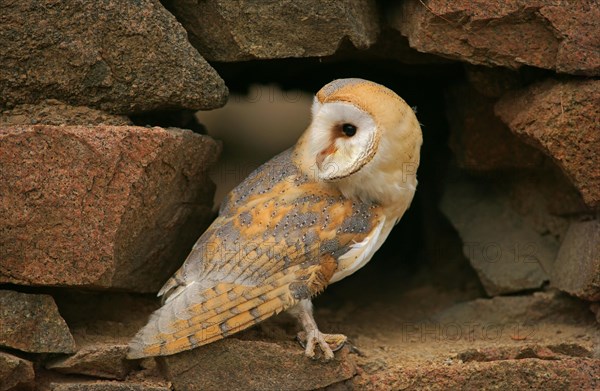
341, 123, 357, 137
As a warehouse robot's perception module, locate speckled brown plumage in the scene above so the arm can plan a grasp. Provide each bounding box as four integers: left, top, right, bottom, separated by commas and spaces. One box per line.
128, 149, 383, 358
128, 79, 422, 360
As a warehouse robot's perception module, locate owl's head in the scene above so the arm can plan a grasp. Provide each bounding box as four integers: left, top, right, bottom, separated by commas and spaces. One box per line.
297, 78, 423, 205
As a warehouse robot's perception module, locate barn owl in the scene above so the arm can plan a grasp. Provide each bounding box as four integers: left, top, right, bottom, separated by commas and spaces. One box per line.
128, 78, 422, 360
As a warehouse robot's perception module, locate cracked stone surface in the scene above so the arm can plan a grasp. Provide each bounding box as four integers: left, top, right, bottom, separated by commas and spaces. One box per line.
0, 100, 132, 126
495, 78, 600, 209
337, 286, 599, 390
46, 343, 136, 380
0, 351, 35, 391
142, 280, 599, 391
0, 290, 75, 354
391, 0, 600, 75
440, 173, 556, 296
551, 219, 600, 301
47, 382, 170, 391
445, 82, 544, 172
0, 0, 227, 113
166, 0, 379, 61
160, 338, 357, 391
0, 125, 219, 291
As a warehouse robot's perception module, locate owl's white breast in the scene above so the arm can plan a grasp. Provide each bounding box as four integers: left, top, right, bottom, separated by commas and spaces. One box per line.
329, 182, 416, 284
329, 215, 390, 284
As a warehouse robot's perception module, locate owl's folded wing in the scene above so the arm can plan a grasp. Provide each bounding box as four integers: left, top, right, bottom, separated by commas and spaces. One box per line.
128, 154, 383, 358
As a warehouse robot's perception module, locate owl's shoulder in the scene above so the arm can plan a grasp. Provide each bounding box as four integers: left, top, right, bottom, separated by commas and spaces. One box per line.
219, 148, 308, 216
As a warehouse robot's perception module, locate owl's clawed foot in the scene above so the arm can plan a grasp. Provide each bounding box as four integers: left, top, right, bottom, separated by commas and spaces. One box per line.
297, 331, 347, 360
291, 300, 347, 360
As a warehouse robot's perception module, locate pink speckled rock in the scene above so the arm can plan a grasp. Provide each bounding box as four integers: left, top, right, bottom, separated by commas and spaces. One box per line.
0, 125, 219, 292
392, 0, 600, 76
495, 79, 600, 209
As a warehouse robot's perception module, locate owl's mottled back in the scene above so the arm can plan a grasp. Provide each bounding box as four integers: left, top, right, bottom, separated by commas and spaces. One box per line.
128, 79, 421, 360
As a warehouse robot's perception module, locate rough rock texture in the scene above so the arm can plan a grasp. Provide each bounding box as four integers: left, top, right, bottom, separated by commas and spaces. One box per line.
0, 0, 227, 114
166, 0, 379, 61
0, 352, 35, 391
46, 344, 136, 380
321, 279, 599, 391
350, 290, 600, 390
504, 171, 576, 250
0, 290, 75, 354
355, 358, 600, 390
48, 382, 169, 391
552, 219, 600, 301
456, 344, 593, 362
358, 28, 452, 64
0, 100, 132, 126
392, 0, 600, 76
0, 125, 219, 292
508, 166, 591, 219
440, 174, 556, 295
432, 290, 586, 325
161, 338, 356, 391
502, 177, 571, 272
445, 83, 543, 171
495, 79, 600, 209
43, 292, 167, 386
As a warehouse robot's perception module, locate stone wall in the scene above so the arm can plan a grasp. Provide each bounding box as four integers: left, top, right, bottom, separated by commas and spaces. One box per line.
0, 1, 598, 390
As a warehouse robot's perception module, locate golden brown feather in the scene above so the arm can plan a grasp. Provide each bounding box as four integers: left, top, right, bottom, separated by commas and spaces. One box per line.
128, 78, 421, 360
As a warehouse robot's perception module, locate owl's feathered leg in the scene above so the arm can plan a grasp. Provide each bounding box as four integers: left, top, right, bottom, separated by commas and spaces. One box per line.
289, 299, 347, 360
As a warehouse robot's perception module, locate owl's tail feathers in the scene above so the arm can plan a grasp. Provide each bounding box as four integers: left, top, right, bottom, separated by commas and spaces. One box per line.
127, 274, 297, 359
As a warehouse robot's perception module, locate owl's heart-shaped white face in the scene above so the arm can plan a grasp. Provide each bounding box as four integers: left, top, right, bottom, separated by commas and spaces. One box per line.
309, 101, 379, 181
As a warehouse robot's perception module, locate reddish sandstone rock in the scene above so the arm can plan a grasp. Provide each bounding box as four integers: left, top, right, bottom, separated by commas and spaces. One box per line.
46, 292, 162, 379
508, 166, 590, 219
391, 0, 600, 76
161, 338, 357, 391
354, 358, 600, 391
457, 344, 592, 362
0, 125, 219, 292
46, 343, 136, 380
347, 289, 599, 390
495, 79, 600, 209
0, 290, 75, 354
0, 352, 35, 391
445, 83, 543, 171
0, 0, 227, 113
551, 219, 600, 301
167, 0, 379, 61
48, 382, 169, 391
0, 100, 132, 126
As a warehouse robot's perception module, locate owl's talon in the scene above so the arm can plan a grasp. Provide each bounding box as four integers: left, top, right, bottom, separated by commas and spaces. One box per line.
297, 331, 347, 360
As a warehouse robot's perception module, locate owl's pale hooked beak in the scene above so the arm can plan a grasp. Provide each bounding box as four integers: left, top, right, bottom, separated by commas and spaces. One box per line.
316, 144, 337, 171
